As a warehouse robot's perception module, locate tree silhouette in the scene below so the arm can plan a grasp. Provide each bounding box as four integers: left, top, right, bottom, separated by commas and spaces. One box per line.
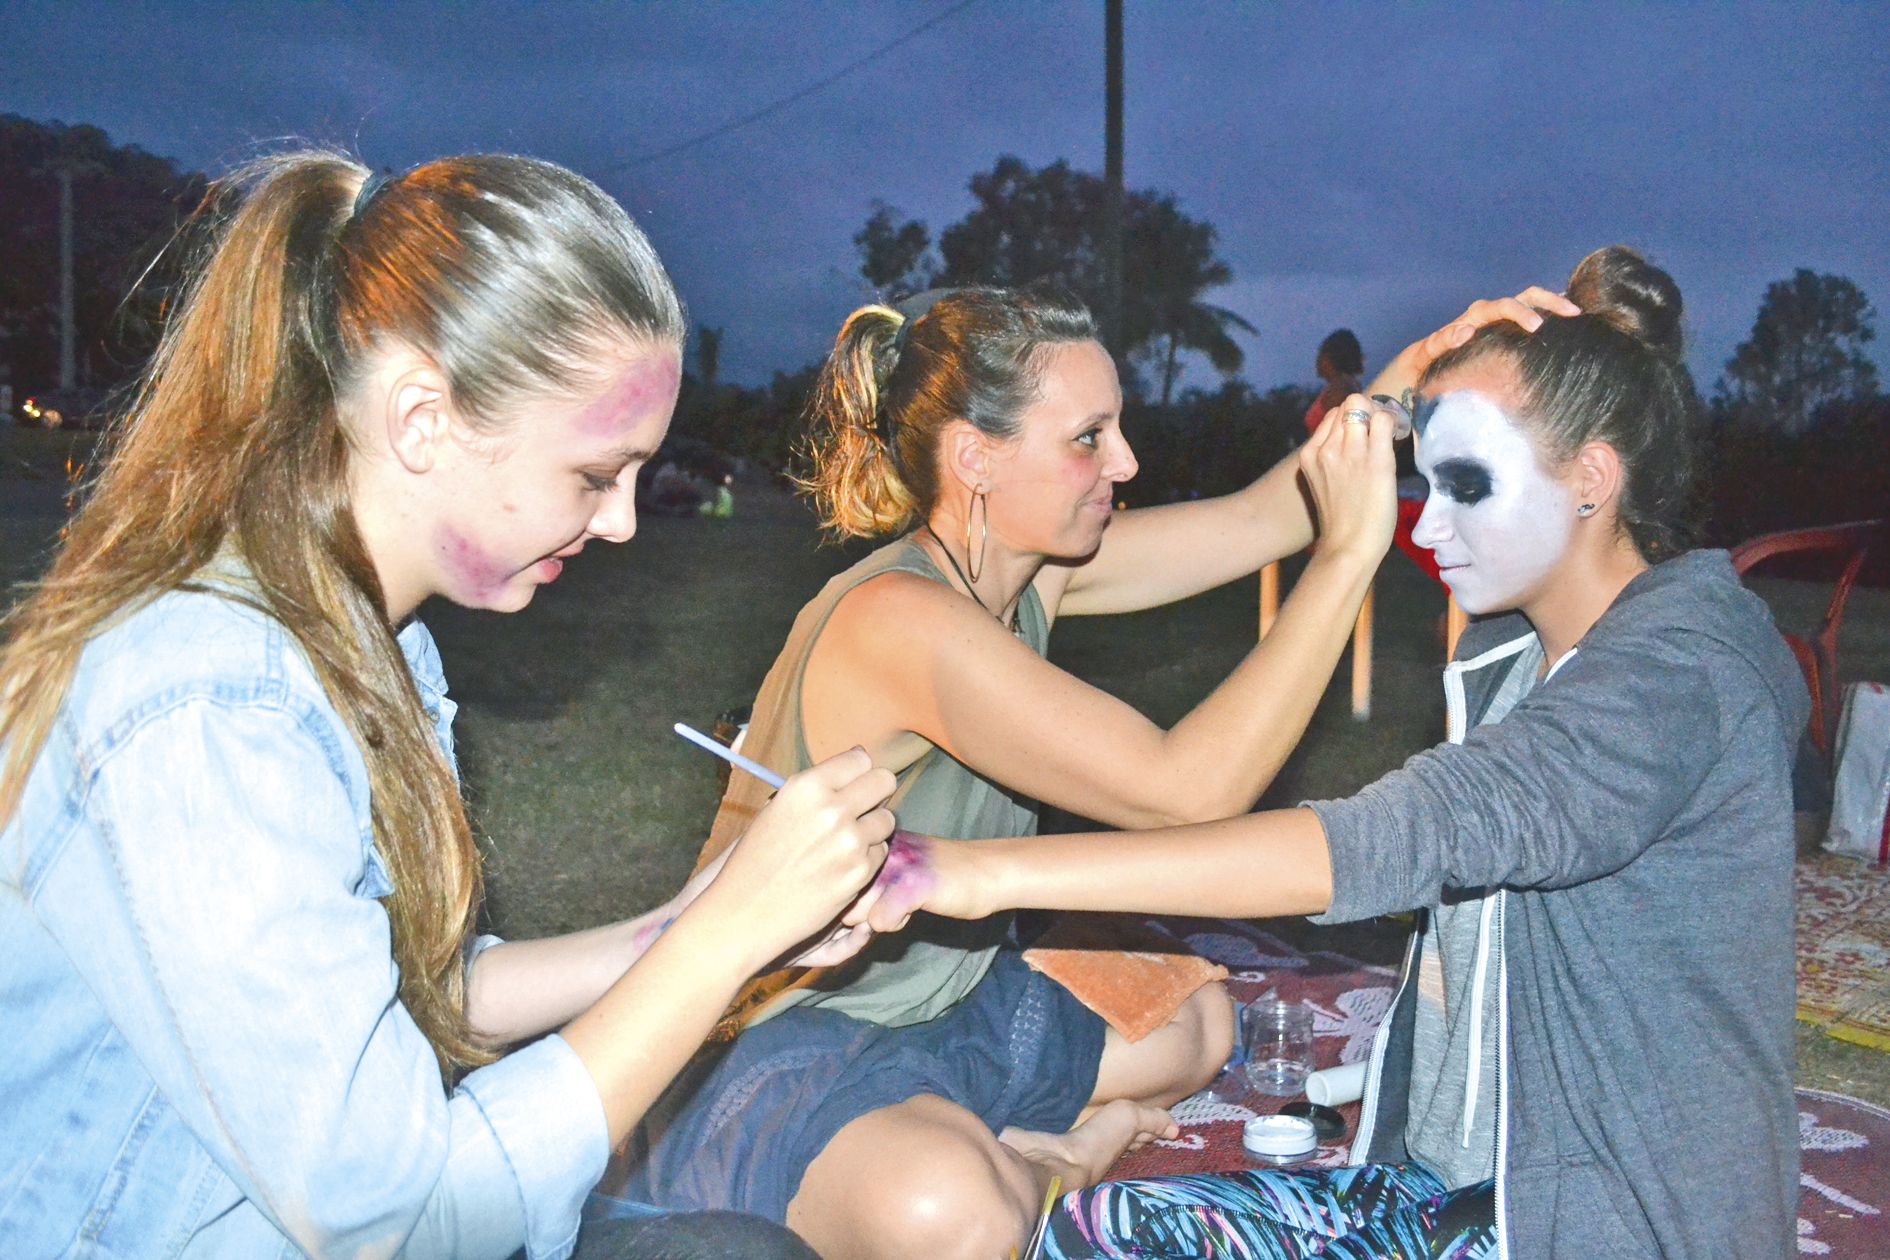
853, 202, 934, 298
1716, 269, 1878, 433
1124, 193, 1257, 405
856, 156, 1253, 401
0, 115, 205, 396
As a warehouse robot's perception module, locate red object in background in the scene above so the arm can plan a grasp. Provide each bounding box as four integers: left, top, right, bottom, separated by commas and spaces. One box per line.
1731, 518, 1884, 756
1394, 496, 1442, 584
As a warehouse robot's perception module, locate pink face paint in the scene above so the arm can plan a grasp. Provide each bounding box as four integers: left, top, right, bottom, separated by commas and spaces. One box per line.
574, 353, 682, 439
436, 525, 520, 602
869, 830, 937, 922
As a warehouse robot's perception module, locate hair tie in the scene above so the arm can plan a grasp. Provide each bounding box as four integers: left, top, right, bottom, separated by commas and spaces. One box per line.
889, 288, 956, 356
873, 391, 902, 455
876, 289, 955, 455
890, 313, 918, 358
351, 170, 392, 222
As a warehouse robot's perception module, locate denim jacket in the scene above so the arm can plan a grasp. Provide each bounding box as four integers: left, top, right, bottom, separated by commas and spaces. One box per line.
1, 586, 608, 1259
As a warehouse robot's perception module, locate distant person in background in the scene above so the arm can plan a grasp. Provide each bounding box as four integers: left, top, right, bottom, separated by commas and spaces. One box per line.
1307, 329, 1427, 509
699, 471, 736, 520
1304, 328, 1364, 438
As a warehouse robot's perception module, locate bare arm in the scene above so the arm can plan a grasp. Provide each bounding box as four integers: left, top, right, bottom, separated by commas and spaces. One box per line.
870, 809, 1336, 929
558, 751, 896, 1147
464, 846, 731, 1046
804, 403, 1395, 829
467, 842, 875, 1046
1046, 447, 1313, 617
466, 915, 671, 1047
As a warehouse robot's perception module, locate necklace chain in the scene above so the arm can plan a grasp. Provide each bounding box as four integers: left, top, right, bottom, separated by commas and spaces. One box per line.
923, 523, 1014, 631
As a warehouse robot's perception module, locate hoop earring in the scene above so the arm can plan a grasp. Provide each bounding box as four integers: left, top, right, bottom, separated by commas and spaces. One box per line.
965, 488, 989, 583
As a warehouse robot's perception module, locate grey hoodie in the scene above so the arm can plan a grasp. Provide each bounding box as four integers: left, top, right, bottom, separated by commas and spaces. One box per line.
1308, 551, 1806, 1258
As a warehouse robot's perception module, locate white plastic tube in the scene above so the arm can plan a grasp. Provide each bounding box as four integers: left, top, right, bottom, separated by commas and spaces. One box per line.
1304, 1061, 1367, 1107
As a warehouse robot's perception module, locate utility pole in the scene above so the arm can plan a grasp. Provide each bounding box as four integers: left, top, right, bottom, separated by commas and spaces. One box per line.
1102, 0, 1124, 358
57, 165, 76, 390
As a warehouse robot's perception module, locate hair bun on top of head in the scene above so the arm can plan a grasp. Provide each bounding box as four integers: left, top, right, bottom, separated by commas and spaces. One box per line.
1565, 246, 1684, 359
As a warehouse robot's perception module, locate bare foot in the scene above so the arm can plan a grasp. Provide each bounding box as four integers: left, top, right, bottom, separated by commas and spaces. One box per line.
998, 1099, 1178, 1190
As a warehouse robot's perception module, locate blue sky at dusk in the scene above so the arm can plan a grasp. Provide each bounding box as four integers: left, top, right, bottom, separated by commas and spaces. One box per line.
5, 0, 1887, 393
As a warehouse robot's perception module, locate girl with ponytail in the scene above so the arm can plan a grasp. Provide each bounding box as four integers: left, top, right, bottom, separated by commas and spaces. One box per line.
881, 249, 1805, 1259
0, 152, 895, 1260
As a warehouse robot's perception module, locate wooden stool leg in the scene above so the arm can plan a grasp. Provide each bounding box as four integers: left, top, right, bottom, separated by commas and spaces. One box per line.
1445, 597, 1469, 661
1259, 561, 1280, 639
1351, 583, 1374, 721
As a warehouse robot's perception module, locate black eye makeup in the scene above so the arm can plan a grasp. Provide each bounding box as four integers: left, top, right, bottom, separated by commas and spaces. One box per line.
1430, 457, 1494, 506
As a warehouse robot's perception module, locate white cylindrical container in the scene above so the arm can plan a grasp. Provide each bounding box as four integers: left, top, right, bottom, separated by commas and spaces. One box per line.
1242, 1114, 1317, 1165
1304, 1061, 1367, 1107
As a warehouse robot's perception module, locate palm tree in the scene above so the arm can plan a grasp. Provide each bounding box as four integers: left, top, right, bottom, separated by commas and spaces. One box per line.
1125, 197, 1256, 406
1147, 298, 1258, 407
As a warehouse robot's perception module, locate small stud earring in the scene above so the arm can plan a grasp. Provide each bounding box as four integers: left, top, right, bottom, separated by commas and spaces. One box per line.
1576, 503, 1597, 517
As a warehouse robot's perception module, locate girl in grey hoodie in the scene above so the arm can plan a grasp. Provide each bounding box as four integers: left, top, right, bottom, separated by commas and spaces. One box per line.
881, 247, 1806, 1259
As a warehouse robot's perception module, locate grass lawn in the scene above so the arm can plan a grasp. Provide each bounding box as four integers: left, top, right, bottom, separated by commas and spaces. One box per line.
5, 432, 1888, 1105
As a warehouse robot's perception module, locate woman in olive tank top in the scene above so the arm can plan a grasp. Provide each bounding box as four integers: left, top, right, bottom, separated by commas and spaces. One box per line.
613, 284, 1544, 1257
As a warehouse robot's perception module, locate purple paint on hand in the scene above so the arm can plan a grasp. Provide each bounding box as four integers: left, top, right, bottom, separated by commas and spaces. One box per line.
870, 830, 936, 922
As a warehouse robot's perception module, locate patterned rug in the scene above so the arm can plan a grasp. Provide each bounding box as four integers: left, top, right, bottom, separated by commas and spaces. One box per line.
1108, 919, 1391, 1183
1101, 917, 1888, 1259
1796, 1089, 1890, 1257
1797, 851, 1890, 1050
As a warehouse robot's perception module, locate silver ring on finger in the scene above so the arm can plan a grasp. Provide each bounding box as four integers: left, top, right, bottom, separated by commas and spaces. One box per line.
1342, 407, 1372, 426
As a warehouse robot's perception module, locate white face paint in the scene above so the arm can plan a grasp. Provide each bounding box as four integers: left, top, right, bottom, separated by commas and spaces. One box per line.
1412, 390, 1573, 615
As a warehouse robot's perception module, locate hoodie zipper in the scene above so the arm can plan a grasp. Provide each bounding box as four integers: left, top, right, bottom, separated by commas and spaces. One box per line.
1493, 891, 1509, 1259
1354, 928, 1420, 1162
1444, 633, 1535, 1259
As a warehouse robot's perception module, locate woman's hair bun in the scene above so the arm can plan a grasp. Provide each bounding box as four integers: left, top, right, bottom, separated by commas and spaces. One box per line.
1565, 245, 1684, 359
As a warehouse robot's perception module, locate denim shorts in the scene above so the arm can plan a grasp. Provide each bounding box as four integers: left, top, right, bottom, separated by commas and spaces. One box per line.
593, 950, 1108, 1223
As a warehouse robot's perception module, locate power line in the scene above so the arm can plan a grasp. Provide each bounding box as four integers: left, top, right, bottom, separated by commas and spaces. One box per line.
609, 0, 982, 170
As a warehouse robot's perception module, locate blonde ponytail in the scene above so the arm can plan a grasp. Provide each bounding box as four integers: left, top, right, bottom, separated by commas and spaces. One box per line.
798, 305, 919, 537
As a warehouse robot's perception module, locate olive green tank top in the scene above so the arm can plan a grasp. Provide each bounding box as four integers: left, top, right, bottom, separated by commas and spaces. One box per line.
701, 534, 1048, 1028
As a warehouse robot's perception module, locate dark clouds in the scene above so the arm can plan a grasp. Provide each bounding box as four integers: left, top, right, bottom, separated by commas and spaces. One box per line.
5, 0, 1886, 391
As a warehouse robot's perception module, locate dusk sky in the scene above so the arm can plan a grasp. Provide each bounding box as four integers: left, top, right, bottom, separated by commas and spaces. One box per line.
6, 1, 1887, 394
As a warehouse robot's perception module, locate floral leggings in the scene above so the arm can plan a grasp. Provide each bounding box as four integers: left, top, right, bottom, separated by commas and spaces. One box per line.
1043, 1163, 1495, 1260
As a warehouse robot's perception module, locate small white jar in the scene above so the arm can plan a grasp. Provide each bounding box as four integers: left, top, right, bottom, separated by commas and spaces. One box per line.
1242, 1114, 1317, 1166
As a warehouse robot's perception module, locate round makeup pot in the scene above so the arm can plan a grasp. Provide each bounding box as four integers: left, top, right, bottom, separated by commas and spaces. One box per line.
1242, 1113, 1317, 1166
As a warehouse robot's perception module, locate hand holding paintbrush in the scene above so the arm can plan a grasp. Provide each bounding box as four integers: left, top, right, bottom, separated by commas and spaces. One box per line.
671, 725, 898, 973
674, 724, 939, 966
